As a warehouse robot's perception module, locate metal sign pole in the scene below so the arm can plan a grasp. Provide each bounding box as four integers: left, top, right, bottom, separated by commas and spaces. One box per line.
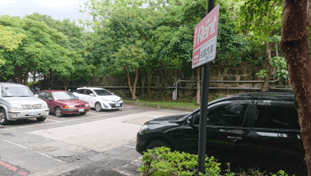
197, 0, 214, 174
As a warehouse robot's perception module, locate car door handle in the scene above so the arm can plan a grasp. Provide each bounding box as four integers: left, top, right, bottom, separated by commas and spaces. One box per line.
227, 136, 242, 142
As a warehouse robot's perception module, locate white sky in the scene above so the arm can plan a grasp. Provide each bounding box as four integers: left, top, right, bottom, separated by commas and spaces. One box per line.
0, 0, 91, 23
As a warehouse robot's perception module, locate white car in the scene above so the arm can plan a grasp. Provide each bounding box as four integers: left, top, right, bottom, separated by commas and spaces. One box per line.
73, 87, 123, 111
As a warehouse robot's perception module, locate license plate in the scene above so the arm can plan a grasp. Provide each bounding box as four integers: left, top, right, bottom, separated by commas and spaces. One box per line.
116, 103, 120, 107
79, 108, 85, 112
29, 111, 39, 116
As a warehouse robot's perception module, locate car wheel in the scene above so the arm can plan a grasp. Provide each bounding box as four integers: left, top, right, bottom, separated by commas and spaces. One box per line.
80, 112, 86, 115
36, 117, 46, 122
54, 107, 63, 117
146, 140, 171, 150
0, 108, 8, 125
95, 102, 101, 112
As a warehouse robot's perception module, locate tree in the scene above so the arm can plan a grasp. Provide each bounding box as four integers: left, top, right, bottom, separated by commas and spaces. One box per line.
238, 0, 282, 91
25, 13, 91, 89
281, 0, 311, 174
0, 15, 74, 85
0, 25, 25, 66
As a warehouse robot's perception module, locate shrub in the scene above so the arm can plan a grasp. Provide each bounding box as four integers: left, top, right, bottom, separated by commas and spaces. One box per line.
137, 147, 291, 176
137, 147, 221, 176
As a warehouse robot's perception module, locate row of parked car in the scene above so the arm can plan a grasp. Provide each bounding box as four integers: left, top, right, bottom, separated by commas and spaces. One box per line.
0, 82, 123, 125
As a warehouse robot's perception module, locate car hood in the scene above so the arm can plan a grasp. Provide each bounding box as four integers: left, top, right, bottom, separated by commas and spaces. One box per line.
56, 99, 88, 105
97, 95, 121, 101
3, 97, 46, 104
146, 114, 187, 124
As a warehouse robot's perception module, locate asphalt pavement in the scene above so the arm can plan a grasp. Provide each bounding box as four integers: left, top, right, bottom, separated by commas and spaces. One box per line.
0, 105, 191, 176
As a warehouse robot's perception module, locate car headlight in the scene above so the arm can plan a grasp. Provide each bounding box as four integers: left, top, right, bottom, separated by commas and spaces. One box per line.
138, 125, 148, 135
42, 102, 48, 109
85, 104, 89, 107
10, 104, 23, 111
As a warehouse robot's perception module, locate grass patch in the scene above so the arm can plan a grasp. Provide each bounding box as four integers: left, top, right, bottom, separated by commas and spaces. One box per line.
124, 94, 223, 110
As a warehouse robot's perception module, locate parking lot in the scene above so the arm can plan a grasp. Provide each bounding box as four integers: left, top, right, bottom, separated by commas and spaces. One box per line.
0, 104, 190, 176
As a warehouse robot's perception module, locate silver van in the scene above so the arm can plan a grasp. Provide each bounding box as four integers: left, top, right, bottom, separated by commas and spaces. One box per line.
0, 83, 49, 125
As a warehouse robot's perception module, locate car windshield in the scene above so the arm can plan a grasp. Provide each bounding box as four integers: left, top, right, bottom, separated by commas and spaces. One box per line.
52, 92, 77, 100
2, 86, 34, 97
94, 89, 112, 96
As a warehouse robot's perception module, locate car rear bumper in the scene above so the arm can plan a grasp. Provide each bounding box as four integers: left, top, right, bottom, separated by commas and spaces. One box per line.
7, 109, 49, 120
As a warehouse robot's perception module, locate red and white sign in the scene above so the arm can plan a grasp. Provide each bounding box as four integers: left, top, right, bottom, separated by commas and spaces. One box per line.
192, 4, 219, 69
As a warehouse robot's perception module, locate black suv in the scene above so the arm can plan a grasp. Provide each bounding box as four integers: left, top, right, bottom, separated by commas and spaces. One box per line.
136, 92, 306, 175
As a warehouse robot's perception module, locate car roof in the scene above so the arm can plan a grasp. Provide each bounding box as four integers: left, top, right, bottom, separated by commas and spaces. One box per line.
41, 90, 67, 93
0, 82, 23, 86
77, 87, 106, 90
217, 92, 295, 103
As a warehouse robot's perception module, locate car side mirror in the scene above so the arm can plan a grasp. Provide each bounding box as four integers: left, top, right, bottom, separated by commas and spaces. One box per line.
47, 97, 53, 101
90, 93, 95, 97
34, 94, 39, 98
188, 113, 200, 126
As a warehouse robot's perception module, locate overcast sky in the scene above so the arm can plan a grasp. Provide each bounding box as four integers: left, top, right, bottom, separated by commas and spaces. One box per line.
0, 0, 92, 24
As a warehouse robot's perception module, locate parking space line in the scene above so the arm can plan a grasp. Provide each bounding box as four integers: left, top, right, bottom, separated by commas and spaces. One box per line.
1, 139, 80, 169
112, 168, 135, 176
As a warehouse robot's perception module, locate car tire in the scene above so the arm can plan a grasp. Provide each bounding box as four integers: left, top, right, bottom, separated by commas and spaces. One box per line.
36, 117, 46, 122
146, 140, 171, 150
54, 107, 63, 117
0, 108, 9, 125
95, 102, 101, 112
80, 112, 86, 115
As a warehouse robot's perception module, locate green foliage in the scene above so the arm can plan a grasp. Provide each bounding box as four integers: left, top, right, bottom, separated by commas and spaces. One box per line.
255, 69, 267, 79
138, 147, 221, 176
271, 56, 288, 79
0, 15, 76, 84
138, 147, 290, 176
237, 0, 283, 43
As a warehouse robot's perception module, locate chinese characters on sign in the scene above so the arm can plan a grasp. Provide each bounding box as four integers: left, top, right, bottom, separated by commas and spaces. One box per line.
192, 5, 219, 69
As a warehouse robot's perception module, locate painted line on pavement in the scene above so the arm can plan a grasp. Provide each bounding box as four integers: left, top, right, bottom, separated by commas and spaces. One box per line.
1, 139, 80, 169
112, 168, 135, 176
124, 145, 135, 149
0, 160, 29, 176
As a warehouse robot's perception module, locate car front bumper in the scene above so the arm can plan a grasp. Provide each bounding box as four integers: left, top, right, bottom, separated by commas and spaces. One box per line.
136, 133, 147, 154
8, 109, 49, 120
101, 101, 123, 109
62, 107, 90, 114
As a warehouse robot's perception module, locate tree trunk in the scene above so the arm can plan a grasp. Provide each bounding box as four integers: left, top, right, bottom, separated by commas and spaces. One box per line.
146, 73, 151, 99
123, 66, 137, 100
132, 68, 139, 100
261, 42, 272, 92
281, 0, 311, 175
196, 67, 200, 106
33, 70, 36, 83
14, 66, 23, 84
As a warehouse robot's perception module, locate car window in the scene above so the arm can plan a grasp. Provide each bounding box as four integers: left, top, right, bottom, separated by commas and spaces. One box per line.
52, 92, 77, 100
45, 92, 53, 99
94, 89, 112, 96
207, 103, 248, 126
85, 89, 93, 95
2, 86, 34, 97
253, 105, 299, 130
38, 91, 46, 99
77, 89, 85, 94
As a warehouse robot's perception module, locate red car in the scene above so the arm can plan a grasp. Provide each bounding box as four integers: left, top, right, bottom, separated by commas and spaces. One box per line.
35, 90, 90, 117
